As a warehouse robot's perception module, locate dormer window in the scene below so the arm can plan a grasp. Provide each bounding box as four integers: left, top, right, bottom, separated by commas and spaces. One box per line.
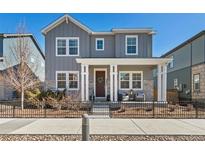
96, 38, 104, 51
125, 35, 138, 55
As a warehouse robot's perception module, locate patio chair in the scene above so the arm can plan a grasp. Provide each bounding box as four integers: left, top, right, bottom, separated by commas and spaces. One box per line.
135, 91, 145, 101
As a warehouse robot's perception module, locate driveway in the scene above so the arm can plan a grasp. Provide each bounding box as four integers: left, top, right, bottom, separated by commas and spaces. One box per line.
0, 118, 205, 135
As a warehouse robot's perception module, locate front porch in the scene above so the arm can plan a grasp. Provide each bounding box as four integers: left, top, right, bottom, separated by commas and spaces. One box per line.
76, 58, 171, 102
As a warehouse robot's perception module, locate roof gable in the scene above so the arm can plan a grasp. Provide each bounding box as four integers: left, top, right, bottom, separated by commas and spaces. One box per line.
41, 14, 93, 35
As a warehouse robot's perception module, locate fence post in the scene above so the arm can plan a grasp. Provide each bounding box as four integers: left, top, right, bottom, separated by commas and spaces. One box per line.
82, 114, 90, 141
44, 107, 47, 118
195, 101, 198, 118
13, 105, 15, 118
152, 101, 155, 118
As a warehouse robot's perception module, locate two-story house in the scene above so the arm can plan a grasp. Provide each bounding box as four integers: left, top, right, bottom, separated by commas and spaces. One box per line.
161, 31, 205, 101
0, 34, 45, 100
42, 14, 170, 102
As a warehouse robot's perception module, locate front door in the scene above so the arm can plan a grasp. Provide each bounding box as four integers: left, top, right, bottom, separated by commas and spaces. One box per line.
95, 71, 106, 97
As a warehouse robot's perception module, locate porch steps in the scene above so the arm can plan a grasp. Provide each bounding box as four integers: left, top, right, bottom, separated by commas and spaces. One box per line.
91, 104, 110, 118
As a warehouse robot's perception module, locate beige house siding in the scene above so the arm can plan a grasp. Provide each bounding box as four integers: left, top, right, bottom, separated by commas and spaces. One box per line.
192, 63, 205, 99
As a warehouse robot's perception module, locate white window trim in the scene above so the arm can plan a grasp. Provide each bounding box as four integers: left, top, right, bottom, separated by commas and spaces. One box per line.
56, 71, 79, 91
68, 71, 80, 90
119, 71, 143, 90
95, 38, 104, 51
68, 37, 80, 56
56, 37, 80, 57
125, 35, 138, 55
56, 37, 67, 57
193, 74, 200, 91
56, 71, 67, 91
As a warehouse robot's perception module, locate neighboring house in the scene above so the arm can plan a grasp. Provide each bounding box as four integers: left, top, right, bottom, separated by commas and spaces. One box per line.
161, 31, 205, 101
0, 34, 45, 100
42, 14, 170, 102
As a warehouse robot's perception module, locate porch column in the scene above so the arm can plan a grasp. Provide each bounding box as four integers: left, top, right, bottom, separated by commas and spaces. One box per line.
162, 64, 167, 101
114, 65, 118, 102
110, 64, 118, 102
157, 64, 162, 101
110, 65, 114, 101
81, 64, 85, 101
81, 64, 89, 102
85, 65, 89, 101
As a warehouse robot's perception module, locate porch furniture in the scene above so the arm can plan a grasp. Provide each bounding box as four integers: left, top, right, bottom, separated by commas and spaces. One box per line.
135, 91, 145, 101
122, 95, 129, 101
128, 90, 135, 101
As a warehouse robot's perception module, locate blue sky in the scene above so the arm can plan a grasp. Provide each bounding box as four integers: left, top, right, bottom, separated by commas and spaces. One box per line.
0, 13, 205, 57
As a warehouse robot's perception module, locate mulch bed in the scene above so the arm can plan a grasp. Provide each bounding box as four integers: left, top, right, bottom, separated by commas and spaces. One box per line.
0, 135, 205, 141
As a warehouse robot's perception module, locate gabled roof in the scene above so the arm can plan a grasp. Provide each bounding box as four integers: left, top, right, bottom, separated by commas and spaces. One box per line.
41, 14, 155, 35
41, 14, 93, 35
1, 33, 45, 59
161, 30, 205, 58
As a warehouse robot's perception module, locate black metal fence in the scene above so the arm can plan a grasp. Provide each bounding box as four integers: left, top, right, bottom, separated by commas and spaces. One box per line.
0, 100, 205, 118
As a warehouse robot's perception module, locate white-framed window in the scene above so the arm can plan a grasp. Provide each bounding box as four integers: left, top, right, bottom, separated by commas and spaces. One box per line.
193, 74, 200, 92
119, 71, 143, 90
56, 37, 79, 56
125, 35, 138, 55
132, 72, 142, 89
119, 72, 130, 89
168, 56, 174, 69
56, 71, 79, 90
174, 78, 178, 89
68, 72, 79, 90
56, 71, 67, 90
96, 38, 104, 51
68, 38, 79, 56
56, 38, 67, 56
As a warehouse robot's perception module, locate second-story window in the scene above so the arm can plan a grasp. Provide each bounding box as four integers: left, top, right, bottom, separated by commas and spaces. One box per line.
56, 37, 79, 56
96, 38, 104, 51
168, 55, 174, 69
57, 39, 67, 55
68, 38, 79, 56
126, 35, 138, 55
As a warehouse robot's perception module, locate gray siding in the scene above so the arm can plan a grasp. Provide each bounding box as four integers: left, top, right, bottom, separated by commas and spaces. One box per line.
167, 67, 191, 99
45, 20, 90, 86
192, 35, 205, 65
115, 33, 152, 58
167, 44, 191, 73
90, 35, 115, 57
45, 18, 153, 94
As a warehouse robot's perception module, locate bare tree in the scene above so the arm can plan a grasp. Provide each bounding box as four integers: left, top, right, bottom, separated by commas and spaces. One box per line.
0, 23, 40, 109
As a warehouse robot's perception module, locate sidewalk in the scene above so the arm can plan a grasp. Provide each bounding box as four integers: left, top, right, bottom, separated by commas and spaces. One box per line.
0, 118, 205, 135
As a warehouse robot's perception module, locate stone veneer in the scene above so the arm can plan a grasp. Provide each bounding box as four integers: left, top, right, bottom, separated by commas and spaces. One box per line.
143, 80, 154, 101
192, 63, 205, 99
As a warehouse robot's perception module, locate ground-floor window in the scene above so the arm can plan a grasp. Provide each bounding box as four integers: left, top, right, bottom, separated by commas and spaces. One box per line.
119, 71, 143, 90
56, 71, 79, 90
68, 72, 79, 90
193, 74, 200, 92
57, 72, 66, 89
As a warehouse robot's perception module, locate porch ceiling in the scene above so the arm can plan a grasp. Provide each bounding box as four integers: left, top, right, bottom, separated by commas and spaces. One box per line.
76, 58, 172, 65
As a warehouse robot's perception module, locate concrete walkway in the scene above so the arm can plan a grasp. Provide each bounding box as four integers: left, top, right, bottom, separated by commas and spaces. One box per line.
0, 118, 205, 135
